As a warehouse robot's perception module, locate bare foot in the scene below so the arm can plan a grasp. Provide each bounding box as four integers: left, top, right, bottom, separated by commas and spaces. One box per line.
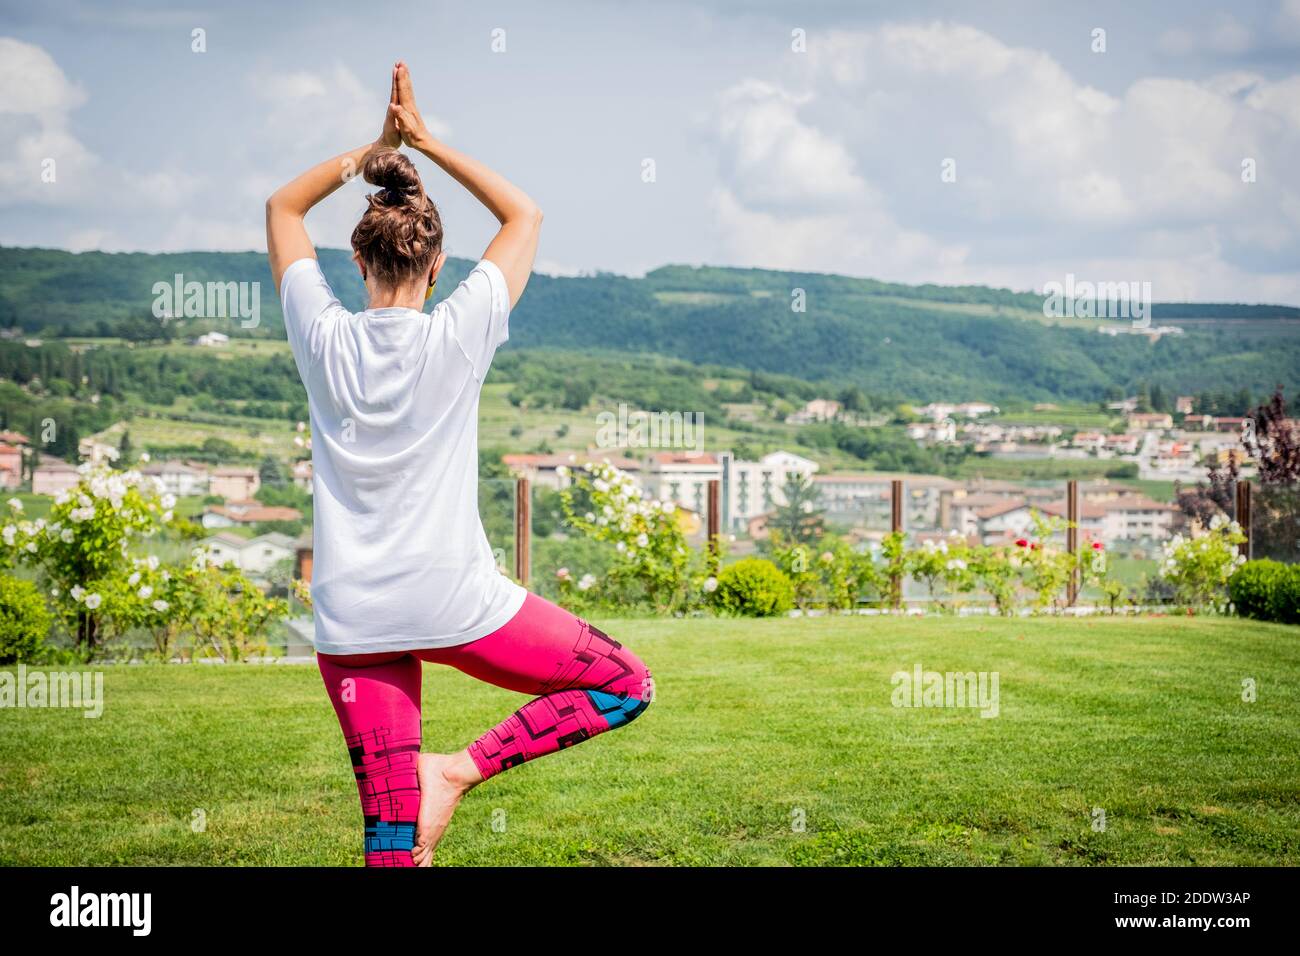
412, 751, 481, 867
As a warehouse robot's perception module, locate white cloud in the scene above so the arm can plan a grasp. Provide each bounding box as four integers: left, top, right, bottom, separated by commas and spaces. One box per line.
1157, 15, 1253, 57
704, 20, 1300, 301
0, 37, 96, 204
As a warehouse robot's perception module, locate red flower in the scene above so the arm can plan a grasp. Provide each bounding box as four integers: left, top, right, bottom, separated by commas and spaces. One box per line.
1030, 542, 1040, 551
1092, 541, 1104, 550
1015, 538, 1028, 548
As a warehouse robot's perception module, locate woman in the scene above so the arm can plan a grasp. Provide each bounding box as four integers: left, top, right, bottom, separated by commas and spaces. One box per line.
266, 62, 654, 867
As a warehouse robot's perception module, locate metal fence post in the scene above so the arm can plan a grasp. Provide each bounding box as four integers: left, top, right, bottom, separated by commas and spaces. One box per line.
890, 479, 904, 610
1067, 479, 1080, 606
514, 477, 531, 585
707, 478, 728, 567
1235, 480, 1252, 559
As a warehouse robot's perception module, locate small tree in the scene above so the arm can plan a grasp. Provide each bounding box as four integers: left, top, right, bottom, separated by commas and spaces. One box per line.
2, 464, 176, 657
768, 474, 826, 545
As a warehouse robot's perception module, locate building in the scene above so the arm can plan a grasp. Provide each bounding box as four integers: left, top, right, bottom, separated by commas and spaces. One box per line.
1175, 396, 1195, 415
0, 442, 23, 489
502, 452, 642, 490
141, 460, 209, 497
32, 459, 80, 496
648, 452, 721, 517
202, 531, 296, 574
915, 402, 999, 421
201, 500, 302, 529
907, 420, 958, 443
1103, 433, 1140, 455
974, 499, 1106, 544
1127, 412, 1174, 431
193, 331, 230, 347
1099, 496, 1177, 542
722, 450, 820, 528
785, 399, 842, 425
209, 466, 260, 501
78, 437, 119, 465
291, 459, 313, 493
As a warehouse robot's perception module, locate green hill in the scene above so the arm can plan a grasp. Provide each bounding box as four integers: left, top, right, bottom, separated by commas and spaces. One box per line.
2, 245, 1297, 404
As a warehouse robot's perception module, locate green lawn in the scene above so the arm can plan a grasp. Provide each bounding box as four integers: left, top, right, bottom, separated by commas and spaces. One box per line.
1, 615, 1297, 866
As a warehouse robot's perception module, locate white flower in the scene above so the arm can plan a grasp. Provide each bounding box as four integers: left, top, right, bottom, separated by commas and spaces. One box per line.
84, 593, 102, 610
71, 585, 85, 602
616, 541, 627, 553
556, 567, 571, 581
152, 599, 170, 612
627, 548, 637, 559
584, 511, 596, 522
55, 491, 71, 506
636, 533, 649, 548
161, 511, 173, 522
593, 478, 609, 493
1, 525, 14, 546
50, 587, 59, 597
69, 506, 95, 523
139, 452, 151, 463
946, 559, 967, 571
556, 465, 569, 478
128, 571, 141, 586
138, 586, 153, 599
703, 576, 718, 593
24, 541, 35, 553
6, 498, 21, 512
577, 573, 596, 592
161, 493, 177, 510
60, 528, 74, 543
820, 551, 834, 564
662, 501, 676, 514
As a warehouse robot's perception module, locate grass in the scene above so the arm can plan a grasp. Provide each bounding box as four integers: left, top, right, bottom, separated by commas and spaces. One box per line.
1, 615, 1297, 866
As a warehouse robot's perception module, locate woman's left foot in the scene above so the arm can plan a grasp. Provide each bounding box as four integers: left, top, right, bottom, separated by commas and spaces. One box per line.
412, 751, 481, 866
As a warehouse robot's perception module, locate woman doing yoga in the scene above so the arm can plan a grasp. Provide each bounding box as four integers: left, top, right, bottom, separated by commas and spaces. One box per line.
265, 62, 654, 867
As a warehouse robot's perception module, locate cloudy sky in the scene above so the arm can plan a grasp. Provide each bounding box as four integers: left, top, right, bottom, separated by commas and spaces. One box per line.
2, 0, 1300, 302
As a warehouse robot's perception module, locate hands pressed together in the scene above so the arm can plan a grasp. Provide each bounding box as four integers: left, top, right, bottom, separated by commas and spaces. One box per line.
379, 60, 431, 151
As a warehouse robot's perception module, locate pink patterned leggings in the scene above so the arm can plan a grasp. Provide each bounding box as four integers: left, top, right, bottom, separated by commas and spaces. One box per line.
316, 593, 654, 867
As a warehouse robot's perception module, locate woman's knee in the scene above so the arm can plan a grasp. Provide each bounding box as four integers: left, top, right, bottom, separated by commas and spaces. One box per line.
600, 639, 654, 723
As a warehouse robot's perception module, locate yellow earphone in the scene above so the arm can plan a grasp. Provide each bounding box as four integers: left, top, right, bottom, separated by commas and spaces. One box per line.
424, 279, 437, 303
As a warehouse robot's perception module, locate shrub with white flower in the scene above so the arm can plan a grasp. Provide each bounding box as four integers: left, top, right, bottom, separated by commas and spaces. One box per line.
907, 533, 975, 611
1158, 515, 1247, 611
557, 460, 706, 612
0, 461, 179, 655
768, 531, 879, 611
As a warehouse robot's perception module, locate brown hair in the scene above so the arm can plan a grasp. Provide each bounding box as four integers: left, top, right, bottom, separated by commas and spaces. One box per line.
350, 147, 443, 288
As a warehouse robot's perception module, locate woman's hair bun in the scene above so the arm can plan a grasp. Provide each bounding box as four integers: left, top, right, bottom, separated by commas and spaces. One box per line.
363, 147, 422, 205
351, 146, 443, 287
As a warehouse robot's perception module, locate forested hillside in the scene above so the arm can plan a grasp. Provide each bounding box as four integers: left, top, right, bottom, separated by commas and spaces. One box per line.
2, 246, 1297, 403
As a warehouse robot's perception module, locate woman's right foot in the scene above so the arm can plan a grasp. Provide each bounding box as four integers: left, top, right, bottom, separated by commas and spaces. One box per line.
412, 751, 482, 866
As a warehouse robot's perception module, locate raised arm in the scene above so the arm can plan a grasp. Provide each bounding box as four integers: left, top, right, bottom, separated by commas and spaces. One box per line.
265, 67, 403, 290
388, 62, 542, 308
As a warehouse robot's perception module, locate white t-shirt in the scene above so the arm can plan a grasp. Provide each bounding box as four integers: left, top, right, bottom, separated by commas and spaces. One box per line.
279, 256, 527, 655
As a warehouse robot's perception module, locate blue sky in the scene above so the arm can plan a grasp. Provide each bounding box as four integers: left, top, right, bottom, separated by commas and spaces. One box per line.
2, 0, 1299, 302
